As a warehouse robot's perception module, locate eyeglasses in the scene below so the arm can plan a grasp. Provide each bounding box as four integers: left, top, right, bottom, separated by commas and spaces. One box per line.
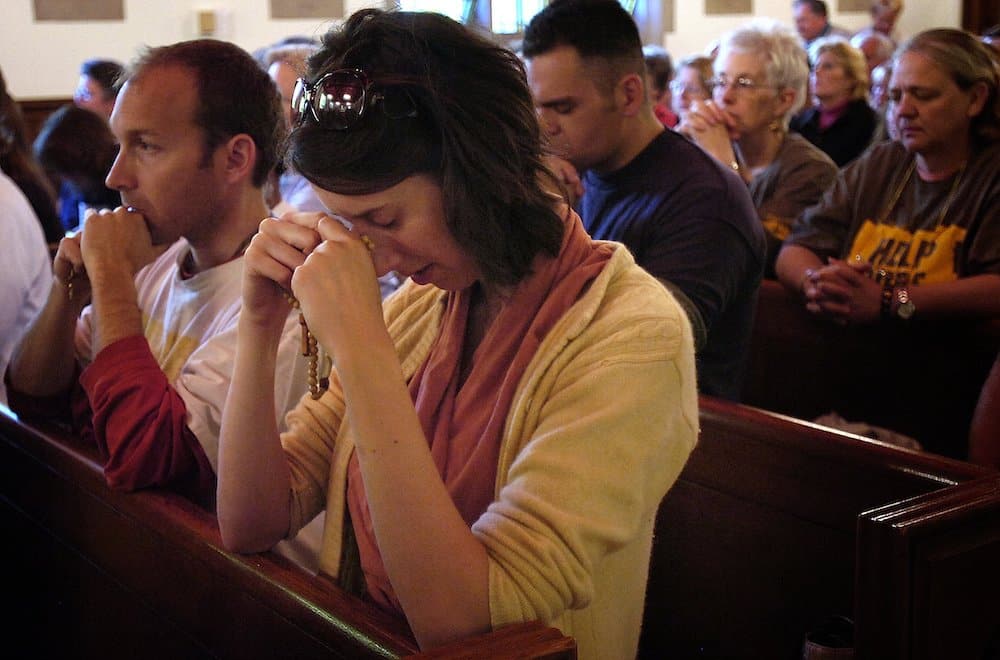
668, 81, 709, 97
73, 82, 95, 103
291, 68, 417, 130
708, 74, 772, 93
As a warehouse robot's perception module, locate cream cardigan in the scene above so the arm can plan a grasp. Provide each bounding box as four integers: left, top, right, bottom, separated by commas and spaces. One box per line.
279, 244, 699, 660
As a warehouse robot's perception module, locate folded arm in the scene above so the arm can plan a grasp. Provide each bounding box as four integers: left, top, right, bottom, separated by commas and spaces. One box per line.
79, 335, 213, 501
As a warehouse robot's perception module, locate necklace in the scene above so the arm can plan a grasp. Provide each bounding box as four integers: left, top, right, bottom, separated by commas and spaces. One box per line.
179, 232, 257, 279
877, 158, 966, 228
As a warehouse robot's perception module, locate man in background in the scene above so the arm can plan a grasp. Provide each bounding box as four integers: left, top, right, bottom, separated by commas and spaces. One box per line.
73, 58, 123, 121
56, 58, 126, 230
866, 0, 904, 44
850, 29, 896, 75
523, 0, 765, 400
793, 0, 850, 48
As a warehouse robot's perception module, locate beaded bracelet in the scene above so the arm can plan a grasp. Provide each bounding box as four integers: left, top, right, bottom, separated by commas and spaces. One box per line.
878, 270, 894, 320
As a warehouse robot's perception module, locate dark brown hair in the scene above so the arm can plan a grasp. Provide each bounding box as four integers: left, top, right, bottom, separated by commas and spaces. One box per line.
34, 105, 118, 195
288, 9, 563, 287
127, 39, 284, 187
0, 68, 62, 243
522, 0, 646, 95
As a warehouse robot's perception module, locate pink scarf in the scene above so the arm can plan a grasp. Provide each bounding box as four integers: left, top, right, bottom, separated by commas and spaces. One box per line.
346, 209, 613, 614
818, 100, 849, 131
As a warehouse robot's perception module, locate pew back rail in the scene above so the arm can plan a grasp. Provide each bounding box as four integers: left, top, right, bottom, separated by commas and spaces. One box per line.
641, 397, 1000, 659
0, 409, 575, 659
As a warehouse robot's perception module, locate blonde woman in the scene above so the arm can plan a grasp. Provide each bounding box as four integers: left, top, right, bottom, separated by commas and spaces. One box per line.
791, 38, 878, 166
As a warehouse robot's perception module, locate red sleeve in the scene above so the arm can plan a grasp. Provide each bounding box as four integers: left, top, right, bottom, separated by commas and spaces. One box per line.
79, 335, 215, 507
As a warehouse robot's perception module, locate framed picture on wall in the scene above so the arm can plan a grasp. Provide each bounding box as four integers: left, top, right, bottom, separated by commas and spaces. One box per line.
838, 0, 871, 11
34, 0, 123, 21
270, 0, 345, 19
705, 0, 752, 15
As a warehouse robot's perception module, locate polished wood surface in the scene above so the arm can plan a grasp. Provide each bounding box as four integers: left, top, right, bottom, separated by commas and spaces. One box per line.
0, 409, 575, 659
640, 396, 1000, 659
742, 279, 1000, 459
5, 394, 998, 659
962, 0, 999, 34
17, 97, 71, 143
857, 477, 1000, 659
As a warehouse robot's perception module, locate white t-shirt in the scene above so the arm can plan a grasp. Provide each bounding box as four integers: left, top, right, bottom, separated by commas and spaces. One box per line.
76, 238, 324, 572
0, 171, 53, 405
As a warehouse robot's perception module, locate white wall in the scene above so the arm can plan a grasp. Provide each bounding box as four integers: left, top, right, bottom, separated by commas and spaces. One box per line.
0, 0, 964, 100
665, 0, 962, 59
0, 0, 383, 99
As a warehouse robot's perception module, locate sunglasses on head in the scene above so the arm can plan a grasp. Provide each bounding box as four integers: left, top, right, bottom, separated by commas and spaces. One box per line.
291, 68, 418, 130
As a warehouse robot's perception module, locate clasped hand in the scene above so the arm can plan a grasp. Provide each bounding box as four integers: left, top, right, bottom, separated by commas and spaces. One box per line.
243, 212, 383, 355
675, 100, 738, 165
803, 258, 882, 324
54, 206, 165, 304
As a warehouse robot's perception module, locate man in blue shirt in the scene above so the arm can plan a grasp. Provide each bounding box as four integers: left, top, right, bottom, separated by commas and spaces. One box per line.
523, 0, 765, 400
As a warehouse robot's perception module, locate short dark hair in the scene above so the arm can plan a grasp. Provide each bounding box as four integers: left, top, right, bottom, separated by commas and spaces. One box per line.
126, 40, 283, 187
80, 59, 124, 99
287, 9, 563, 287
642, 45, 673, 95
522, 0, 645, 84
793, 0, 829, 18
34, 105, 117, 185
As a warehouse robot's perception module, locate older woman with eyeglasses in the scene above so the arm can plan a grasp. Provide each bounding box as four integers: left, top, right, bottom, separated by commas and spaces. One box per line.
216, 8, 697, 659
678, 21, 837, 275
791, 38, 879, 167
777, 28, 1000, 326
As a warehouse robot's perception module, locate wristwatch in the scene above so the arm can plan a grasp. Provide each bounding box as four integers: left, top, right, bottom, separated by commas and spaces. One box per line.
895, 287, 916, 320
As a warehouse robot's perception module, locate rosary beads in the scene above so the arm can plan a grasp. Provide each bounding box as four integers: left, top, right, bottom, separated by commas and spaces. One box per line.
286, 232, 373, 400
65, 266, 76, 301
285, 294, 330, 400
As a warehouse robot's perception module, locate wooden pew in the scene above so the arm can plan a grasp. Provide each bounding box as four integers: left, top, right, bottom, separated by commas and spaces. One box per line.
8, 395, 999, 659
742, 279, 1000, 460
640, 396, 1000, 659
17, 97, 71, 143
0, 408, 576, 660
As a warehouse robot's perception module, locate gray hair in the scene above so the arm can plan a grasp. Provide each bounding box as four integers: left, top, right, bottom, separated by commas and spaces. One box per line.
850, 29, 895, 62
716, 20, 810, 128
